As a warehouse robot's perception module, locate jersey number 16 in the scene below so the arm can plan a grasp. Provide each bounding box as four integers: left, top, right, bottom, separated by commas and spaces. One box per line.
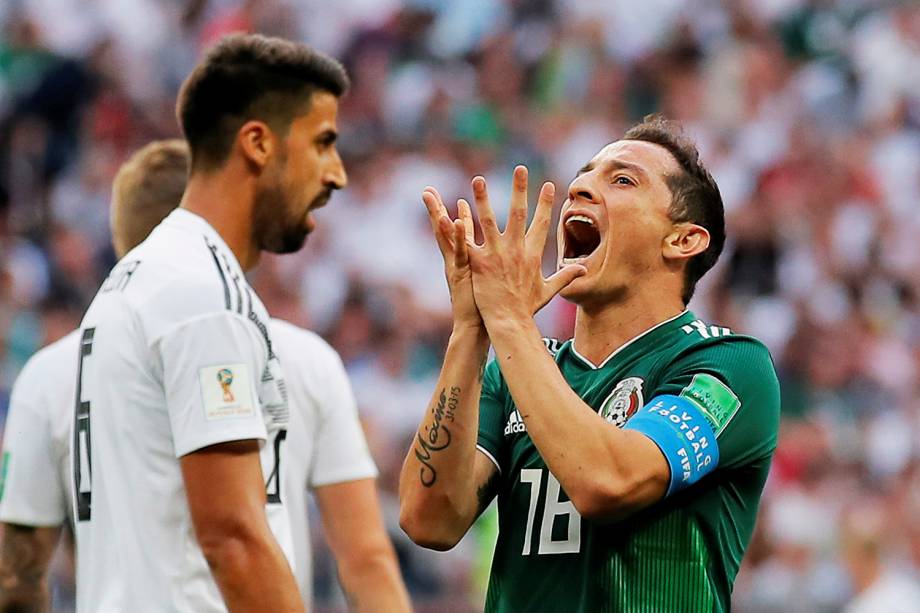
520, 468, 582, 556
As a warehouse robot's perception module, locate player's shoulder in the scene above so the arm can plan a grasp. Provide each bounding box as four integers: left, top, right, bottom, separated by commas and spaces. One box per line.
673, 316, 773, 361
8, 330, 81, 420
269, 318, 346, 386
667, 316, 779, 400
269, 319, 341, 365
129, 214, 231, 286
666, 316, 777, 385
269, 319, 328, 350
114, 211, 253, 339
15, 330, 82, 387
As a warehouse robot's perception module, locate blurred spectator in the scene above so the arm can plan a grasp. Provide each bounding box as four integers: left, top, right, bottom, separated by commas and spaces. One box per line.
840, 500, 920, 613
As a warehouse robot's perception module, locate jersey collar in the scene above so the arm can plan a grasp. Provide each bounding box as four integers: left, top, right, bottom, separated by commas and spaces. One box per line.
164, 208, 245, 277
568, 309, 692, 370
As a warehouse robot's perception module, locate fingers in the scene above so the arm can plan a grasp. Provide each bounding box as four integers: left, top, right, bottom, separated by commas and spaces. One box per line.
506, 165, 529, 237
422, 187, 454, 258
452, 219, 469, 270
524, 181, 556, 255
539, 264, 587, 311
457, 199, 475, 244
471, 176, 500, 241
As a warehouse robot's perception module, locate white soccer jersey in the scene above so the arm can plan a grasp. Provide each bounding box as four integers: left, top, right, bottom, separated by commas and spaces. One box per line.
271, 319, 378, 605
0, 330, 78, 527
73, 209, 293, 612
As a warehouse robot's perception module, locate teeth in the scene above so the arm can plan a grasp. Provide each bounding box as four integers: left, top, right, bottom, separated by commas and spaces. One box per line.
566, 214, 594, 226
561, 257, 587, 265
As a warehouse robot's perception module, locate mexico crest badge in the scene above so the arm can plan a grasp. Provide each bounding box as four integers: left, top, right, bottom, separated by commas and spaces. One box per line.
598, 377, 645, 427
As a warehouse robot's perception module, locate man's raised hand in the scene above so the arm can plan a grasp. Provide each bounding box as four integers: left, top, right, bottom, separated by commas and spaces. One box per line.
422, 187, 482, 331
464, 166, 586, 326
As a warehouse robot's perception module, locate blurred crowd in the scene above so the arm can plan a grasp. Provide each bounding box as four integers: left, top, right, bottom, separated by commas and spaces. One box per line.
2, 0, 920, 610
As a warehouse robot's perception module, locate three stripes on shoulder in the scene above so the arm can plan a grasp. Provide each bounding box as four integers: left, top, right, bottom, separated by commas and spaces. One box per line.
682, 320, 732, 339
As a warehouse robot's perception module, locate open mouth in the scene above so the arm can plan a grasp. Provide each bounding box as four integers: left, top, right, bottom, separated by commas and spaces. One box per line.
310, 191, 332, 211
562, 214, 601, 264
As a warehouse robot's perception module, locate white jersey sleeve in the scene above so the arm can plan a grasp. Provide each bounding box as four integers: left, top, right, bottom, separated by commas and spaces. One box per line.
0, 333, 79, 526
156, 311, 268, 457
308, 339, 377, 487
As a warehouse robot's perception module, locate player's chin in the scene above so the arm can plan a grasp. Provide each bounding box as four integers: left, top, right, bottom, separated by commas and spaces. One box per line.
264, 227, 309, 255
558, 271, 593, 302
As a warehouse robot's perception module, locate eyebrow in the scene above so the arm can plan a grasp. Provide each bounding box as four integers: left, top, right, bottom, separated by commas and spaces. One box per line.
575, 161, 596, 176
575, 159, 649, 181
606, 159, 648, 181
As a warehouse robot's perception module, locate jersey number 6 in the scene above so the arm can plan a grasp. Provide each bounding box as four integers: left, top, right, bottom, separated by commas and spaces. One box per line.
73, 327, 95, 522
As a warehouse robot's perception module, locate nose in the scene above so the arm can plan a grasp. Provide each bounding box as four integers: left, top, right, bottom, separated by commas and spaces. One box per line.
567, 174, 600, 204
324, 151, 347, 190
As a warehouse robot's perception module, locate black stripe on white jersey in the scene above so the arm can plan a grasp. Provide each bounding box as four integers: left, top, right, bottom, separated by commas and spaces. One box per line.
244, 285, 276, 360
241, 277, 251, 314
204, 236, 242, 311
221, 252, 244, 315
205, 237, 231, 309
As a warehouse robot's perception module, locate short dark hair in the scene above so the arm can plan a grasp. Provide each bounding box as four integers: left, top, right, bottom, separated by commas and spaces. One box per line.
111, 139, 189, 257
176, 33, 349, 170
623, 115, 725, 304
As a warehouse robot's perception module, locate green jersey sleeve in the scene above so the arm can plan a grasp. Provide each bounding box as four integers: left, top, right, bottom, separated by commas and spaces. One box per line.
655, 336, 781, 470
477, 359, 507, 474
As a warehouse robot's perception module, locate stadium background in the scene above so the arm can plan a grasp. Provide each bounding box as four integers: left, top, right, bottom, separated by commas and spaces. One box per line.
1, 0, 919, 610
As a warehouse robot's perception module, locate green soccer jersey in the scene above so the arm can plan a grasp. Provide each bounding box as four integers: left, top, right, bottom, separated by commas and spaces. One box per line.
476, 311, 780, 612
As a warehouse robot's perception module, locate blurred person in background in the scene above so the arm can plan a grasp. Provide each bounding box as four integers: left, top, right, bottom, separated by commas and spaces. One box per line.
840, 500, 920, 613
400, 116, 780, 611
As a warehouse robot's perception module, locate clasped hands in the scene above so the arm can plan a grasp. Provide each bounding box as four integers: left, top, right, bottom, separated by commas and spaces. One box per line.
423, 165, 587, 334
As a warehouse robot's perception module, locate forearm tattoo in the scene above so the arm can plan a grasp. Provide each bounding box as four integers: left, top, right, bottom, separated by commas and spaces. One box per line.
414, 386, 460, 487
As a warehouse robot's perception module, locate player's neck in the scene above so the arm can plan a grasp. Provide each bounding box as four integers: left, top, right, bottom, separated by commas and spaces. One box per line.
572, 292, 686, 366
180, 166, 260, 271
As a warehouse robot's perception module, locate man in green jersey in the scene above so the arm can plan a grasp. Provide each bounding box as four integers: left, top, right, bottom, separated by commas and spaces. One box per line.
398, 115, 780, 612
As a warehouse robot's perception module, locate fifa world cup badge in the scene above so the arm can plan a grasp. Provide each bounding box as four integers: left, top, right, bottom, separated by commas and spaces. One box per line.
200, 363, 253, 420
598, 377, 645, 427
217, 368, 235, 402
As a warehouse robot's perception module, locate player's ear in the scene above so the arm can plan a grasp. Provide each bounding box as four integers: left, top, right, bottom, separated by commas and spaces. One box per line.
663, 223, 709, 263
237, 120, 275, 171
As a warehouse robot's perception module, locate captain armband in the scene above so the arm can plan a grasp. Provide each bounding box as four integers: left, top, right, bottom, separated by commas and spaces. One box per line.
623, 395, 720, 497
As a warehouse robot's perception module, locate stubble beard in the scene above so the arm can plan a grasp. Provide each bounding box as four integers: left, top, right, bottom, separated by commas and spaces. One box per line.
252, 178, 309, 255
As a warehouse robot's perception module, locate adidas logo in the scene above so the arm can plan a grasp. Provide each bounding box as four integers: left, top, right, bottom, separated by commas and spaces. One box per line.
504, 409, 527, 436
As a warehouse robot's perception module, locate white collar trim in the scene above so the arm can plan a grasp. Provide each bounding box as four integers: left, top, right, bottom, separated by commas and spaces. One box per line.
569, 309, 689, 370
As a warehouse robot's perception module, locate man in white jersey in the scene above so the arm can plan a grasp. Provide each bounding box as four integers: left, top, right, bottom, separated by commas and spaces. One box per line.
108, 139, 408, 609
1, 136, 410, 609
0, 331, 76, 610
72, 34, 350, 612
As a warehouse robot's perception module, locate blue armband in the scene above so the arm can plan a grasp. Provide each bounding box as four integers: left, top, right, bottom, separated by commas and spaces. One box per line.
623, 395, 719, 497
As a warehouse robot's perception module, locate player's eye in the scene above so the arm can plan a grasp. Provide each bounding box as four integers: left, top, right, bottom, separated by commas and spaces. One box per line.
315, 132, 338, 150
612, 175, 635, 186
